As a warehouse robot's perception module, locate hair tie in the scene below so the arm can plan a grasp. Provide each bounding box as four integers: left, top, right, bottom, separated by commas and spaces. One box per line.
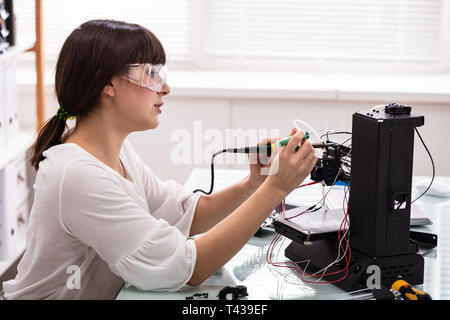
56, 105, 75, 121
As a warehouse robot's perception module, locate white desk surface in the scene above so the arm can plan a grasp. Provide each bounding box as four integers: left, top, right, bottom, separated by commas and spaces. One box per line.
116, 168, 450, 300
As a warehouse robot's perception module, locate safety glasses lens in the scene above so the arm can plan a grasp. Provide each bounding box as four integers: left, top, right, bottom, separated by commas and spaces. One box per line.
127, 64, 167, 92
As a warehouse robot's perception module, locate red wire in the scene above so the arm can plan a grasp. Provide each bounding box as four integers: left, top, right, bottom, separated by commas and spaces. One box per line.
279, 181, 320, 220
285, 208, 309, 220
295, 181, 320, 189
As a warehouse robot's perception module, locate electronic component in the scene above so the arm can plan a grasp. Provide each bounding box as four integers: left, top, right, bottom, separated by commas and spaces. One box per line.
274, 104, 437, 292
274, 207, 348, 242
350, 106, 424, 257
310, 141, 351, 186
384, 102, 412, 115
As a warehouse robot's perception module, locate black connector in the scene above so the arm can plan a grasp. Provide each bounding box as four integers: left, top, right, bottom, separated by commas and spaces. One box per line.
385, 103, 411, 115
217, 285, 248, 300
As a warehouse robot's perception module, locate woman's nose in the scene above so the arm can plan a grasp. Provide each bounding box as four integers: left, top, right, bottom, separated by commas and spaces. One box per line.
159, 83, 171, 96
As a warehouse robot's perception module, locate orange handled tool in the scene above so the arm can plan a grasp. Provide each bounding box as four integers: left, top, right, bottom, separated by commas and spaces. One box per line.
391, 280, 432, 300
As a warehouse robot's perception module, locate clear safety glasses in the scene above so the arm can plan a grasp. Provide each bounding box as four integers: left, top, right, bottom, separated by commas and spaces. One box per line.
122, 63, 168, 93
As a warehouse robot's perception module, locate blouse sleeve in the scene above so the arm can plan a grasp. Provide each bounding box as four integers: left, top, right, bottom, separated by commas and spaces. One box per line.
59, 160, 197, 291
122, 140, 202, 237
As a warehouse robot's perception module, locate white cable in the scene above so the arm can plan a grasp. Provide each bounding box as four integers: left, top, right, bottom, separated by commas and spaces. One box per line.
270, 236, 302, 285
282, 168, 348, 281
279, 168, 344, 281
312, 220, 350, 281
313, 168, 351, 281
269, 236, 308, 284
308, 148, 352, 281
292, 119, 321, 142
267, 235, 311, 285
314, 222, 350, 282
292, 118, 322, 157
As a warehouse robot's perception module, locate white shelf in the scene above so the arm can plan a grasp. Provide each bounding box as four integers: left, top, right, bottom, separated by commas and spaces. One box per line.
0, 240, 26, 277
0, 129, 36, 170
0, 42, 35, 62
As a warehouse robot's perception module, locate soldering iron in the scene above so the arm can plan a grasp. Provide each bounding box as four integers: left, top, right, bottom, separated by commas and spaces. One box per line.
223, 132, 312, 156
193, 132, 328, 195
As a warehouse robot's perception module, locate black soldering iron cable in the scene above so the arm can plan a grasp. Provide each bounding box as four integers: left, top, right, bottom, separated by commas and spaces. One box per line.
411, 127, 435, 204
192, 149, 225, 195
192, 145, 274, 195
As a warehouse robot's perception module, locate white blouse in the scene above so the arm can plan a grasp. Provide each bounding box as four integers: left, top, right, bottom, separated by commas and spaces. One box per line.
2, 140, 201, 299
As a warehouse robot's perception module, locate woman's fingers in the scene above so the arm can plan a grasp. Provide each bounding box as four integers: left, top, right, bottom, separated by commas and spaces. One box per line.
248, 137, 281, 167
264, 127, 318, 196
284, 133, 316, 175
291, 141, 314, 167
301, 142, 315, 160
288, 127, 298, 136
285, 131, 306, 154
306, 155, 318, 176
302, 147, 317, 168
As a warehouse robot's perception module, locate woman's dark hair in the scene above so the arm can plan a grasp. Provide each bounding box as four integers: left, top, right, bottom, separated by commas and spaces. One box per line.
30, 19, 166, 170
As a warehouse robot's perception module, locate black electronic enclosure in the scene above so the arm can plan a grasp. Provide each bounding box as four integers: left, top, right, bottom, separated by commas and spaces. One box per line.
350, 106, 423, 257
275, 104, 434, 291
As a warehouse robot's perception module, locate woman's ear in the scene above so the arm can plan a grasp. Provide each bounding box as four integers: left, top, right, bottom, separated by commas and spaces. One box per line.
102, 80, 115, 98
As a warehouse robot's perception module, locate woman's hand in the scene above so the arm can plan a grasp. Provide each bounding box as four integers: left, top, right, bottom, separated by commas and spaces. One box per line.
264, 128, 317, 197
189, 127, 312, 286
246, 128, 299, 192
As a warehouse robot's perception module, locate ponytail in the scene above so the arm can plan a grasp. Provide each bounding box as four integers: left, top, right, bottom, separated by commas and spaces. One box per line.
30, 116, 67, 170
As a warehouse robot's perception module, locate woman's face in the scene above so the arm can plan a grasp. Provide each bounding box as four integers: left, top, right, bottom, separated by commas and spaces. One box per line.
109, 75, 171, 132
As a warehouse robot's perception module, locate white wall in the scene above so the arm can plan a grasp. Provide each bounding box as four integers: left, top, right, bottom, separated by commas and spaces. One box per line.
19, 83, 449, 185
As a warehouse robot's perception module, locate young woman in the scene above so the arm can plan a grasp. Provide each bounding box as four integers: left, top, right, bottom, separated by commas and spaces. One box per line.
1, 19, 317, 299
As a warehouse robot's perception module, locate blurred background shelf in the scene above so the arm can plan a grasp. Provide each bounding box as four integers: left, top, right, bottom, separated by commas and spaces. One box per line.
0, 128, 35, 170
0, 42, 35, 62
0, 0, 43, 281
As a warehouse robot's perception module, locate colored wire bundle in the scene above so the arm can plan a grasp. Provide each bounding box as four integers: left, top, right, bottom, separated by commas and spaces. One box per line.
268, 142, 353, 285
267, 191, 351, 285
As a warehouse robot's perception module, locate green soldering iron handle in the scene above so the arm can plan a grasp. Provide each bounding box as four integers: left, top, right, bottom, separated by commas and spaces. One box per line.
277, 131, 310, 147
228, 131, 310, 156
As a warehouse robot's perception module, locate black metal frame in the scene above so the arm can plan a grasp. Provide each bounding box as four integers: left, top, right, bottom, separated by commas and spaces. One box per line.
275, 104, 437, 291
